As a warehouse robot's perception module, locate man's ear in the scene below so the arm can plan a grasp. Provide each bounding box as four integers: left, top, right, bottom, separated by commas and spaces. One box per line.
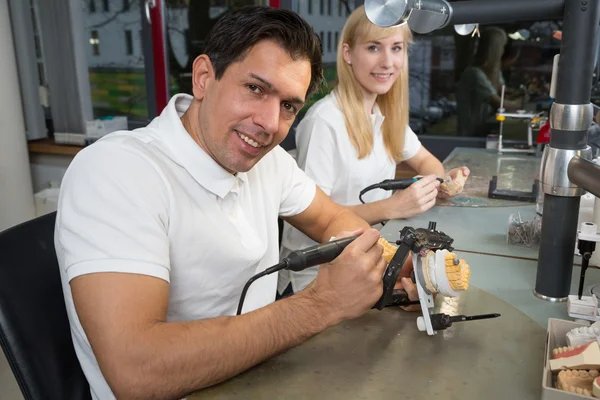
191, 55, 214, 100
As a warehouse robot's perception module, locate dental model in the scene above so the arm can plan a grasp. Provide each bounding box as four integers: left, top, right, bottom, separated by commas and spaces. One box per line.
444, 252, 470, 291
567, 322, 600, 347
556, 369, 599, 396
439, 170, 468, 197
551, 341, 600, 371
379, 238, 399, 263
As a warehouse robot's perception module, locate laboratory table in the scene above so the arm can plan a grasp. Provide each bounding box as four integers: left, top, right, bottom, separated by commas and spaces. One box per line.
188, 147, 589, 399
189, 287, 545, 400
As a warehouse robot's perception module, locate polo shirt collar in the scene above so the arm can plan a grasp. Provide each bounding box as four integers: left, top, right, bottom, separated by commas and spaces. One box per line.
371, 102, 385, 135
157, 94, 247, 198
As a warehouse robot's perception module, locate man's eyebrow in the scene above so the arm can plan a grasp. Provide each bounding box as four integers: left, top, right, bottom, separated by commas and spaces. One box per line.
249, 73, 305, 106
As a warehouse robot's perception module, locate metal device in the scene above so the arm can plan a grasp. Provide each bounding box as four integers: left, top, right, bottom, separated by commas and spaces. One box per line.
238, 223, 499, 334
364, 0, 600, 302
374, 222, 499, 335
495, 85, 541, 155
488, 175, 539, 203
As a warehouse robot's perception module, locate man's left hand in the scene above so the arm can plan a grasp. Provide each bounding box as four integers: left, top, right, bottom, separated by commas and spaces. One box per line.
393, 254, 420, 312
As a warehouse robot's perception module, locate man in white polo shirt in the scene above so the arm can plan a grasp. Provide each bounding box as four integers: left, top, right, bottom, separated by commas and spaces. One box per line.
55, 6, 398, 400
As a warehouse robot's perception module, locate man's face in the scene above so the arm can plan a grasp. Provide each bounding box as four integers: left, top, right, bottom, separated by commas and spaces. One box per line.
194, 40, 312, 173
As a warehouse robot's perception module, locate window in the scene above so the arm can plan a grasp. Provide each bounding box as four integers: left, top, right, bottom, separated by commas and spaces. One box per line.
123, 0, 130, 11
327, 31, 332, 53
320, 0, 324, 15
90, 30, 100, 56
335, 31, 339, 51
320, 31, 324, 46
308, 0, 312, 15
328, 0, 332, 16
125, 30, 133, 55
103, 0, 109, 12
89, 0, 96, 13
338, 0, 343, 16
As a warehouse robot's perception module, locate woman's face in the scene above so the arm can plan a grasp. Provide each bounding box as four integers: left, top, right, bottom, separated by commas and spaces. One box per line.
343, 31, 406, 100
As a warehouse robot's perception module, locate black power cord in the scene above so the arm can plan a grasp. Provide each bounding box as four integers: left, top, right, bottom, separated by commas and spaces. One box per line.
359, 177, 444, 204
236, 236, 358, 315
237, 261, 287, 315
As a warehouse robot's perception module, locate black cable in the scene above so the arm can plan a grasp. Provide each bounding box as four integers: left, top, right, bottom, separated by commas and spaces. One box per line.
236, 261, 287, 315
359, 183, 381, 204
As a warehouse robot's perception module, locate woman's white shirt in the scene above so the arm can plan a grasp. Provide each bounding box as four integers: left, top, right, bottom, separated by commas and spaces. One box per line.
278, 92, 422, 293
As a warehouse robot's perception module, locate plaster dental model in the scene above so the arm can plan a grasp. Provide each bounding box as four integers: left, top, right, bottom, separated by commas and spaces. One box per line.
439, 170, 468, 197
567, 322, 600, 347
556, 369, 599, 396
378, 238, 398, 263
551, 341, 600, 371
419, 250, 470, 294
444, 252, 470, 291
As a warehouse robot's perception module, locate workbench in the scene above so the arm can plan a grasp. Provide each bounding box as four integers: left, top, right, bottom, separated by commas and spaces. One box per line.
188, 147, 593, 399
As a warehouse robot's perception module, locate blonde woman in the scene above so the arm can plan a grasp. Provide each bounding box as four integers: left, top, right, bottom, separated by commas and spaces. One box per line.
457, 26, 523, 136
278, 6, 469, 296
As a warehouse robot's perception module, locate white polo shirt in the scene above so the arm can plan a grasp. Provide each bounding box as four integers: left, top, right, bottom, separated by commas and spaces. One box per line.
279, 92, 421, 293
54, 94, 316, 400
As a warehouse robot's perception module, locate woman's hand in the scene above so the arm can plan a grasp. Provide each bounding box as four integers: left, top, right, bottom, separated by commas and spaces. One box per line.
438, 166, 470, 198
386, 175, 439, 219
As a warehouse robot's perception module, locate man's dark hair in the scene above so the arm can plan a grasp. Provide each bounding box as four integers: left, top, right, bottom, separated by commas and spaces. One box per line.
204, 6, 324, 97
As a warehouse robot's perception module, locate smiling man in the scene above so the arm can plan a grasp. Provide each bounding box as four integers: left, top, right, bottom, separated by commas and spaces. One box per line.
53, 6, 399, 400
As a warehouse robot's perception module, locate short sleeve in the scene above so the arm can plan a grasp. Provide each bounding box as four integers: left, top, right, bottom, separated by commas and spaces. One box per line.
473, 68, 497, 99
55, 140, 171, 283
401, 124, 422, 160
294, 115, 339, 195
274, 146, 317, 218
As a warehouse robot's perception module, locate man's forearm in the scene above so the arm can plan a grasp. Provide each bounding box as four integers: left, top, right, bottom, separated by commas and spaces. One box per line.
346, 202, 389, 226
317, 207, 371, 243
107, 289, 338, 399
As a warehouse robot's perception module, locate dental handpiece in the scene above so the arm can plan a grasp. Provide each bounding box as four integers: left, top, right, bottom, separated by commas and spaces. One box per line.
283, 236, 359, 271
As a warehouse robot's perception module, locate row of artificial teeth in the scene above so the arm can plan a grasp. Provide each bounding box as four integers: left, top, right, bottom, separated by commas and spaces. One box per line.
560, 369, 599, 378
237, 132, 263, 148
553, 345, 580, 356
562, 385, 591, 396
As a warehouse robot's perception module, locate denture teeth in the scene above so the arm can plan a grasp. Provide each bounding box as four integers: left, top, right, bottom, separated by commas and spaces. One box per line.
445, 253, 471, 291
557, 370, 598, 395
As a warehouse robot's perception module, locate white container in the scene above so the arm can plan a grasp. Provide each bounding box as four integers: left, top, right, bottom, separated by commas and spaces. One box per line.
85, 116, 128, 142
590, 157, 600, 266
34, 188, 60, 217
486, 134, 498, 150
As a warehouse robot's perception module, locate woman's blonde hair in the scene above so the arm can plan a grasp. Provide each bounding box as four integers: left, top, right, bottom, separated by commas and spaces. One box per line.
335, 5, 413, 161
473, 26, 507, 89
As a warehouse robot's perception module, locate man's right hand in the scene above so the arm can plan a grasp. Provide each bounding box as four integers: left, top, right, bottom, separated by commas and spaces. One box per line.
308, 228, 387, 323
386, 174, 439, 219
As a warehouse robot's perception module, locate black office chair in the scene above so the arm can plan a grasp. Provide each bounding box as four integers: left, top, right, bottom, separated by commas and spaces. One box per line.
0, 212, 90, 400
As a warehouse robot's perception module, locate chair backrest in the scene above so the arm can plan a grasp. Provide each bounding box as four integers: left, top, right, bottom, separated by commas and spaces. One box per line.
0, 212, 90, 400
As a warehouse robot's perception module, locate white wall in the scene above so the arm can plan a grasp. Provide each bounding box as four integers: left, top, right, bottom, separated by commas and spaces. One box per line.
0, 0, 36, 231
299, 0, 356, 64
83, 3, 188, 69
